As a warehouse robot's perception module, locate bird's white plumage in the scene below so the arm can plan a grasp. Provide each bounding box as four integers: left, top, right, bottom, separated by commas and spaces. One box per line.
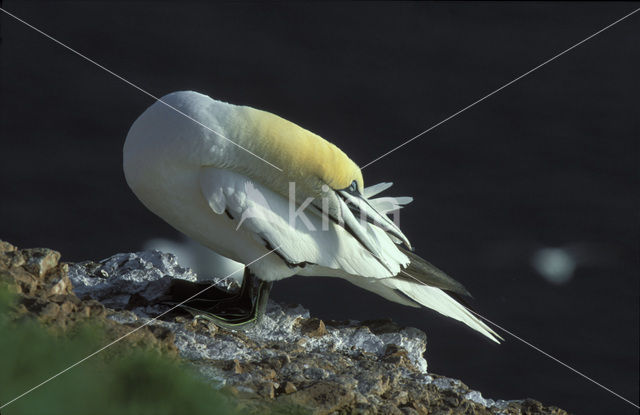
123, 90, 501, 343
199, 167, 409, 280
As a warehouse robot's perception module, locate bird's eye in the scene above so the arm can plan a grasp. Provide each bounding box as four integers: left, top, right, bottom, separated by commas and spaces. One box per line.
349, 180, 358, 193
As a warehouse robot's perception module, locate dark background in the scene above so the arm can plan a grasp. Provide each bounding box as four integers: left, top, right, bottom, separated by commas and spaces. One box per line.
1, 2, 638, 414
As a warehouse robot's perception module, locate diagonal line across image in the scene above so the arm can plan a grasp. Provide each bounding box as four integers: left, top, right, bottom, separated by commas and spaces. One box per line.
0, 4, 638, 411
0, 7, 283, 172
360, 7, 640, 170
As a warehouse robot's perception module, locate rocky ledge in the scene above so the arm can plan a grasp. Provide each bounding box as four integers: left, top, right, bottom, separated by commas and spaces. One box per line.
0, 241, 570, 415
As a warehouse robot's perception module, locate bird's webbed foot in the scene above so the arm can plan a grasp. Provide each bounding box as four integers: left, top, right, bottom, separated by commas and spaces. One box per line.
178, 268, 272, 329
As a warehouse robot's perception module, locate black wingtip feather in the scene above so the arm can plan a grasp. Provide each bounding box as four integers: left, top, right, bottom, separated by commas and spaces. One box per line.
397, 247, 473, 298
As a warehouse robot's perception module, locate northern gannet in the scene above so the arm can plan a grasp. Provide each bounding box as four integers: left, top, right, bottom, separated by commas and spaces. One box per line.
123, 91, 501, 343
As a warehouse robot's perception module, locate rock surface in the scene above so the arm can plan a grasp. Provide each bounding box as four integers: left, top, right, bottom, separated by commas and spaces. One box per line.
0, 241, 570, 415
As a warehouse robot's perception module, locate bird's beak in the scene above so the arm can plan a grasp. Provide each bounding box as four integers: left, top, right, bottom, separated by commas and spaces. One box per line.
337, 188, 412, 250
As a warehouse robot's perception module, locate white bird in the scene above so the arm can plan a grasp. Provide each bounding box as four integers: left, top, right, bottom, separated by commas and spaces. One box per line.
123, 91, 501, 343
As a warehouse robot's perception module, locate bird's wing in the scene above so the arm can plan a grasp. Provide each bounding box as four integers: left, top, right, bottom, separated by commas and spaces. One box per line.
342, 185, 502, 343
201, 168, 501, 342
396, 248, 472, 298
199, 167, 408, 278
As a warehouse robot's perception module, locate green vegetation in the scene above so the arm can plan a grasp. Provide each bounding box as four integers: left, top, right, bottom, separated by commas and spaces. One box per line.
0, 288, 235, 415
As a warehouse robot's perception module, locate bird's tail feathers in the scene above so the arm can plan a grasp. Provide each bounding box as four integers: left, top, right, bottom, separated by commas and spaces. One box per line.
384, 277, 502, 343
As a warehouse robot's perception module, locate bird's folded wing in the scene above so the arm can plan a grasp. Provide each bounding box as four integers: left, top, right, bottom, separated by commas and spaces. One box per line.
199, 167, 407, 278
396, 248, 472, 298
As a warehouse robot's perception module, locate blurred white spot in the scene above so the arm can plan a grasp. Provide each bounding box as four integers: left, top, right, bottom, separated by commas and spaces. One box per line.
531, 248, 576, 285
143, 237, 244, 283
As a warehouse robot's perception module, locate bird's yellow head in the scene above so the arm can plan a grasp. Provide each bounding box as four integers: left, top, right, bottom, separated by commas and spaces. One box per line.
240, 106, 364, 195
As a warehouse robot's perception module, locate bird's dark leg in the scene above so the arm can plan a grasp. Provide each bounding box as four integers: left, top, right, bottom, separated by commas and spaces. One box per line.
180, 267, 272, 329
179, 267, 253, 313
